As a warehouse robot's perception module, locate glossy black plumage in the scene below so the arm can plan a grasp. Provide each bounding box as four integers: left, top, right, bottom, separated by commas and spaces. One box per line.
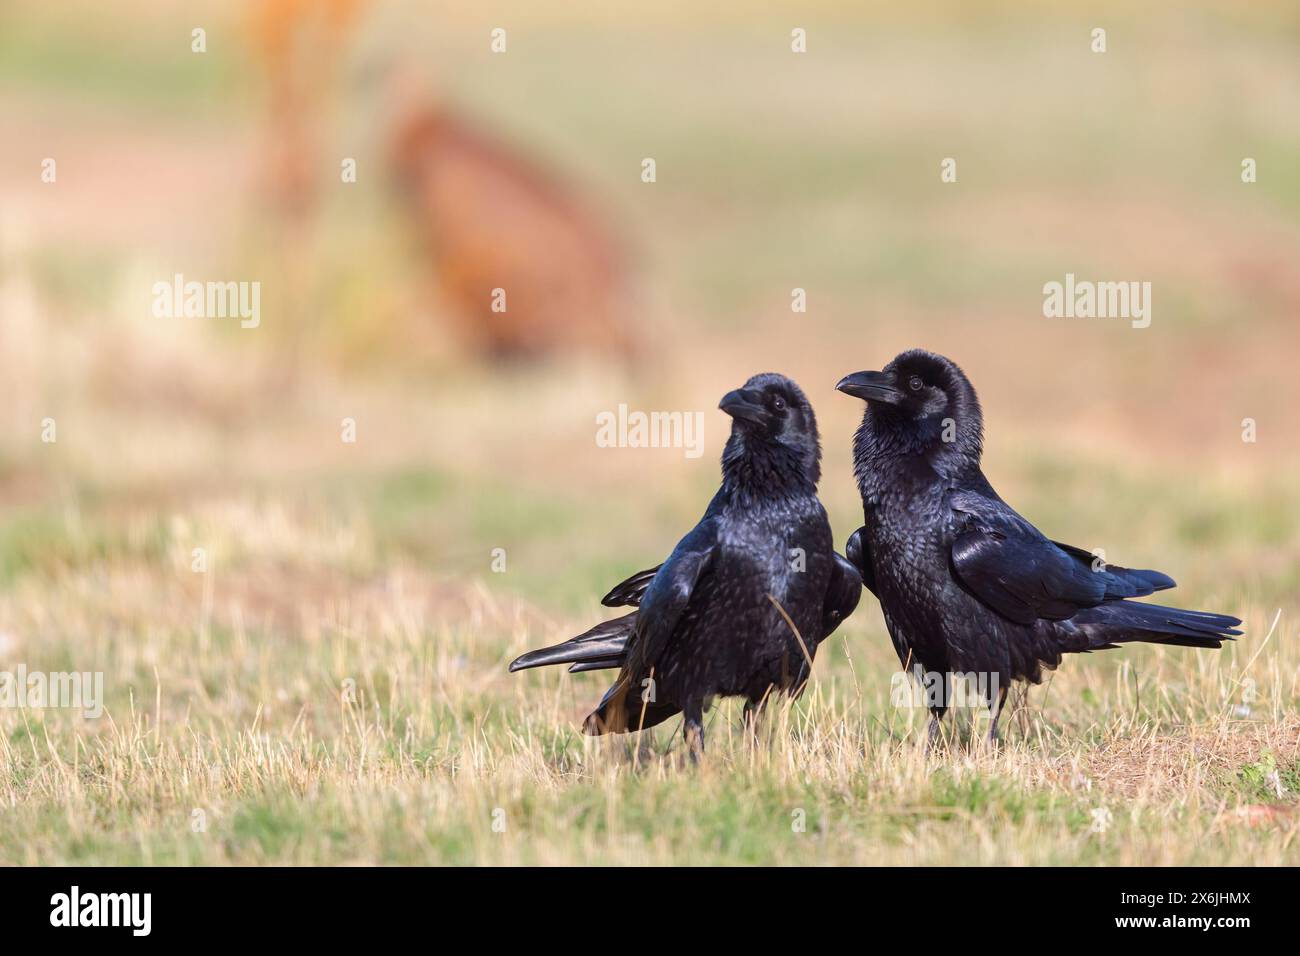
837, 350, 1241, 742
510, 373, 863, 754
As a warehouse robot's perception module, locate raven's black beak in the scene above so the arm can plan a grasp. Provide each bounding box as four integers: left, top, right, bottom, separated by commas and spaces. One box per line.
719, 388, 769, 426
835, 370, 902, 404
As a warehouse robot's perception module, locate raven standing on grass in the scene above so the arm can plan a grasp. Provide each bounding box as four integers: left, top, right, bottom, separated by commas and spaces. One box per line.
510, 373, 863, 757
836, 350, 1240, 745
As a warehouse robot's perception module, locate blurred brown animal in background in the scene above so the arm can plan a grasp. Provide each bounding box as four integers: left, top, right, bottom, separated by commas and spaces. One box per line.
389, 96, 636, 361
246, 0, 636, 364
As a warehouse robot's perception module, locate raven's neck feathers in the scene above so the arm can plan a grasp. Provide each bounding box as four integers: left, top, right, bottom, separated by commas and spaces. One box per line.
853, 388, 984, 491
721, 432, 818, 506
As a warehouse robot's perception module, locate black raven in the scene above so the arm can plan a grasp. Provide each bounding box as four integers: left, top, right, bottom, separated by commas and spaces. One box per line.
836, 349, 1241, 744
510, 373, 863, 756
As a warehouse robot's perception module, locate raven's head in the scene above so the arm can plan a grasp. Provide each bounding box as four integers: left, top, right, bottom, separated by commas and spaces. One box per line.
836, 350, 983, 469
719, 372, 821, 489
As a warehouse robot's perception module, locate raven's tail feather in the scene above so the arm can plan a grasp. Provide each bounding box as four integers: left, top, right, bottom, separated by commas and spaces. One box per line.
1071, 599, 1242, 651
508, 612, 636, 673
510, 612, 680, 734
567, 657, 624, 674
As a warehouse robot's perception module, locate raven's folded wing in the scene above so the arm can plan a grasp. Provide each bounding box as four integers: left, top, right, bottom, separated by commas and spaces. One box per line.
948, 490, 1176, 626
622, 519, 718, 676
601, 564, 663, 607
583, 522, 718, 734
1047, 539, 1174, 595
845, 527, 876, 596
822, 551, 864, 637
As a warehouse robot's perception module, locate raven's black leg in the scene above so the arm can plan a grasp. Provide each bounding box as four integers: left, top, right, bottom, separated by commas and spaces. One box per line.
742, 698, 762, 741
922, 668, 950, 752
744, 686, 776, 743
987, 683, 1009, 745
683, 700, 705, 762
927, 710, 945, 751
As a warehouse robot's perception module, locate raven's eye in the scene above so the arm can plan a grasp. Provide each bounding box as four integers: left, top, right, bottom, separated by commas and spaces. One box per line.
771, 396, 786, 411
908, 375, 923, 392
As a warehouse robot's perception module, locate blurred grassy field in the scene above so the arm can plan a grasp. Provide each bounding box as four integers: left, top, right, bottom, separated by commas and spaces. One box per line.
1, 0, 1298, 864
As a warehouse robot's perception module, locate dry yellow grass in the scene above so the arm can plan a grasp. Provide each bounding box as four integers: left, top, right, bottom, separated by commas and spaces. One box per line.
0, 489, 1294, 865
